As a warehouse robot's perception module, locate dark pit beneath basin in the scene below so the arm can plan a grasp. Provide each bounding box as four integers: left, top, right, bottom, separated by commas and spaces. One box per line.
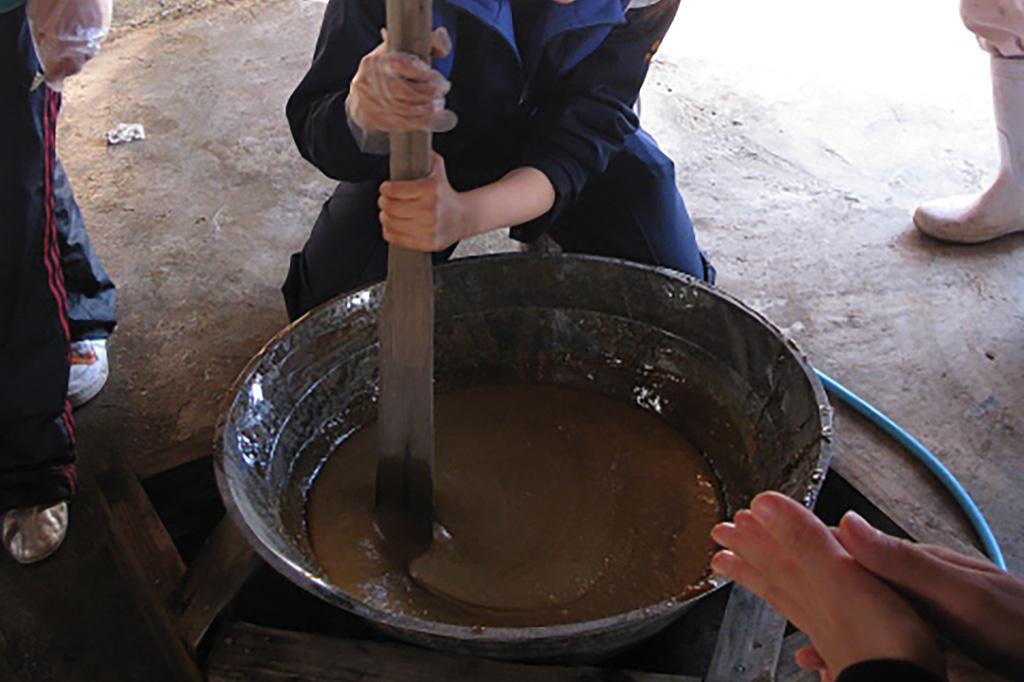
215, 253, 832, 662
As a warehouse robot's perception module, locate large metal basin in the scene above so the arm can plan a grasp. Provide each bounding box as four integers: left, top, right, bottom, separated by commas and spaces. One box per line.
215, 253, 832, 661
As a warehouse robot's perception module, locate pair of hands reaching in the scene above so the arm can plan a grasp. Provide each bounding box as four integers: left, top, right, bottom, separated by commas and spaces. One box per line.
712, 492, 1023, 681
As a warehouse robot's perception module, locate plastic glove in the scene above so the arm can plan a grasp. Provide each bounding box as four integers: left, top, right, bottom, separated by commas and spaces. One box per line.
27, 0, 112, 91
347, 27, 457, 134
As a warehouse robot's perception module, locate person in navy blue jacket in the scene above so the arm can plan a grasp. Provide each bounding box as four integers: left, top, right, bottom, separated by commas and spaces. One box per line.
283, 0, 713, 320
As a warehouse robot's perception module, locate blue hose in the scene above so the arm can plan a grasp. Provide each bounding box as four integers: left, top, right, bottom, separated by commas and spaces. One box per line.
814, 370, 1007, 571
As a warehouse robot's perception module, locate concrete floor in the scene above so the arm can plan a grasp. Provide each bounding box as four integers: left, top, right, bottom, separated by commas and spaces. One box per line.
56, 0, 1023, 577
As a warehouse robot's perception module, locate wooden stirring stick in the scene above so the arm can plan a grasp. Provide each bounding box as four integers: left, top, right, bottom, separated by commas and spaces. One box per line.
375, 0, 436, 550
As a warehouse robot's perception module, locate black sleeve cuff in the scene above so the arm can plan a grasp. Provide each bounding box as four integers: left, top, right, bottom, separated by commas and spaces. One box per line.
836, 660, 946, 682
510, 150, 580, 243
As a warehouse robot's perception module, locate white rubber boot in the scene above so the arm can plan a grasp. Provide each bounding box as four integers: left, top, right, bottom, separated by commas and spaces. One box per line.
914, 57, 1024, 244
2, 502, 69, 564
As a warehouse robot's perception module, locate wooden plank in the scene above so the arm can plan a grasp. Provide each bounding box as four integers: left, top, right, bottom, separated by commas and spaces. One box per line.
207, 622, 698, 682
134, 427, 215, 479
705, 586, 787, 682
172, 515, 261, 654
376, 0, 436, 544
814, 468, 909, 539
96, 467, 187, 609
830, 405, 983, 560
96, 489, 205, 681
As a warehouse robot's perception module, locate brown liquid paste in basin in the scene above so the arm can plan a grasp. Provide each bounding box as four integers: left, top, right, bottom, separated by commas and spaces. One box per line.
305, 384, 724, 627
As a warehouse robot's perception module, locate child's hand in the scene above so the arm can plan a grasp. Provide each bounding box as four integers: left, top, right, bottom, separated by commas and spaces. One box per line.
711, 492, 944, 682
837, 511, 1024, 680
348, 28, 456, 134
379, 153, 471, 252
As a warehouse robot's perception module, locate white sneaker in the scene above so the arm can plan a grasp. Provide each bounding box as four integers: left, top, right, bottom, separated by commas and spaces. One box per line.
2, 502, 69, 564
914, 57, 1024, 244
68, 339, 109, 408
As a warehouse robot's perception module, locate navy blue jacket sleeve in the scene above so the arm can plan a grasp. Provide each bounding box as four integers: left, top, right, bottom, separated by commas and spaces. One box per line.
286, 0, 389, 182
518, 2, 678, 233
836, 660, 946, 682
